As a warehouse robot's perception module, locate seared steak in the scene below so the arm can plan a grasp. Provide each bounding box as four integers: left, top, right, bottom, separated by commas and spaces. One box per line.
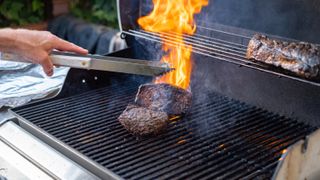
119, 83, 192, 136
118, 104, 168, 136
246, 34, 320, 78
135, 83, 192, 115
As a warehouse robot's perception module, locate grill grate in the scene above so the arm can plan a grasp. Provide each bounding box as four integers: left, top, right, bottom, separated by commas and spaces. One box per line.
12, 84, 316, 179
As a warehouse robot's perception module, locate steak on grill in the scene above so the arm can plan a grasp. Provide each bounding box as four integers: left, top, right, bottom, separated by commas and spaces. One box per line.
246, 34, 320, 78
118, 104, 168, 136
135, 83, 192, 115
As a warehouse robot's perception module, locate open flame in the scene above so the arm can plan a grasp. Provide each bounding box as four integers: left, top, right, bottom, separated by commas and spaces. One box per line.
138, 0, 208, 89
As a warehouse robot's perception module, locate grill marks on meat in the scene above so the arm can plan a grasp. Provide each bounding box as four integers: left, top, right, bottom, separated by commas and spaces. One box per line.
135, 83, 192, 115
246, 34, 320, 78
118, 104, 168, 136
118, 83, 192, 136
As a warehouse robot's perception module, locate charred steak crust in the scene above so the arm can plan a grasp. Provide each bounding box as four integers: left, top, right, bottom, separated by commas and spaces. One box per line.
118, 83, 192, 136
246, 34, 320, 78
134, 83, 192, 115
118, 104, 168, 136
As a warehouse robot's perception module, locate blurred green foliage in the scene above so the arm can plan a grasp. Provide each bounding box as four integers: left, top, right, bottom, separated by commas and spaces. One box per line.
0, 0, 45, 27
70, 0, 118, 29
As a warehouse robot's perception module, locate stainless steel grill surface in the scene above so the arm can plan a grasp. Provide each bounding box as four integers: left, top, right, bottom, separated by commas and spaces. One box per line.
12, 84, 316, 179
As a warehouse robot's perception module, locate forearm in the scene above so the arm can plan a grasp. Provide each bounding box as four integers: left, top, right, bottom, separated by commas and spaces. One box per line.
0, 28, 17, 53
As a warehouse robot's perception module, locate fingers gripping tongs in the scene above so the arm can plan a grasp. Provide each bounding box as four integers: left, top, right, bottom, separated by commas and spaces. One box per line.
0, 51, 174, 77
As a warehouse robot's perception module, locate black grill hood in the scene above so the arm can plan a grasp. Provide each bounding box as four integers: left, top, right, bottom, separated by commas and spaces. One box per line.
118, 0, 320, 44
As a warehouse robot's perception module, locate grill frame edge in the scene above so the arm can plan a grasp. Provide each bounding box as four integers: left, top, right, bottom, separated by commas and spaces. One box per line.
9, 109, 122, 180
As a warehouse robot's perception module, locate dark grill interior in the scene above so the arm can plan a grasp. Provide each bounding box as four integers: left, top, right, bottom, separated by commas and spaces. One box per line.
12, 84, 316, 179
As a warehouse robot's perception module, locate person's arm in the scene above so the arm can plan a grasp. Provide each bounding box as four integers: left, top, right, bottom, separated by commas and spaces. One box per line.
0, 28, 88, 76
0, 28, 17, 52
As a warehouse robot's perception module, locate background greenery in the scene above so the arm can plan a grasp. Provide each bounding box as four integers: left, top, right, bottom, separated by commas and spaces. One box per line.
70, 0, 118, 28
0, 0, 118, 28
0, 0, 45, 27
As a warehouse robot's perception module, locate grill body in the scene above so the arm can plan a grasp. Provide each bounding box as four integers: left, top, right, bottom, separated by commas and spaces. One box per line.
10, 0, 320, 179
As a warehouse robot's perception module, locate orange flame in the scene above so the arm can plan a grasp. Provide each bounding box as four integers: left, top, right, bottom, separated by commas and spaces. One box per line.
138, 0, 208, 89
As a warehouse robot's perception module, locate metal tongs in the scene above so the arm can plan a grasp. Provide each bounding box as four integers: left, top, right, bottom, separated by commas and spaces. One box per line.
0, 51, 174, 76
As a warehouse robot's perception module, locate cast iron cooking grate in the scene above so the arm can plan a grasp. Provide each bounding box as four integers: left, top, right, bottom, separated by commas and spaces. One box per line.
12, 84, 316, 179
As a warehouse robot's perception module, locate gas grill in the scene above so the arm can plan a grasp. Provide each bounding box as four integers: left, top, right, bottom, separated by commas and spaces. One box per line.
5, 0, 320, 179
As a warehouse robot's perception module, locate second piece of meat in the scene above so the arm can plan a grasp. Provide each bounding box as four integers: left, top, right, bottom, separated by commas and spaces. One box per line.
135, 83, 192, 115
246, 34, 320, 78
118, 104, 168, 136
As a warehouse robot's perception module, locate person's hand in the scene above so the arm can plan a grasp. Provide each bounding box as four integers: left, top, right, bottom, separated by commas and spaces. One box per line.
13, 29, 88, 76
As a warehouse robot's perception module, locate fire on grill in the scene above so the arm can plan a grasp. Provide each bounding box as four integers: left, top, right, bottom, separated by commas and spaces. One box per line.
118, 0, 207, 135
137, 0, 209, 90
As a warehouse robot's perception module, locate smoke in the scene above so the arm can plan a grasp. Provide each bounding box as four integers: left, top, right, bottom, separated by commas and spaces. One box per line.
195, 0, 320, 43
